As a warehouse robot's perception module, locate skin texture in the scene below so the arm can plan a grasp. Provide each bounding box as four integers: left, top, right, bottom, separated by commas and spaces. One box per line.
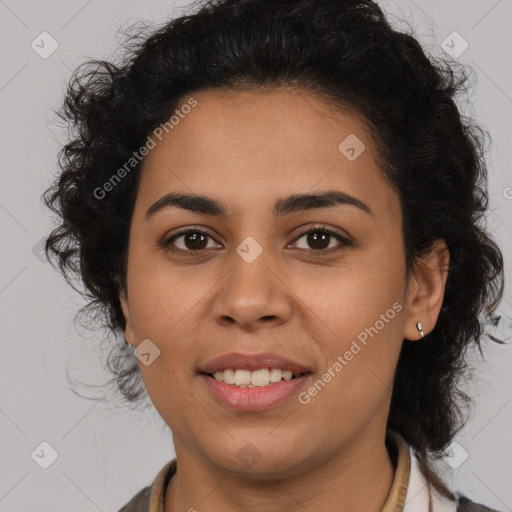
119, 87, 449, 512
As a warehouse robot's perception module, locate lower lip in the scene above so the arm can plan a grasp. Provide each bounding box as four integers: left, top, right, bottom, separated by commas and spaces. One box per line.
200, 373, 311, 411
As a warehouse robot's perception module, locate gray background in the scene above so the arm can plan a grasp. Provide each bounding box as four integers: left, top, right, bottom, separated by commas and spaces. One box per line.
0, 0, 511, 510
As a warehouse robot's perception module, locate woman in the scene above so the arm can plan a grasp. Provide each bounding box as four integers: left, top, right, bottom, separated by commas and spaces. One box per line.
43, 0, 506, 510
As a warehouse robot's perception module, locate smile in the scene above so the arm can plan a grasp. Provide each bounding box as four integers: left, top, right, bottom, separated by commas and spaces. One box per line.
201, 371, 311, 410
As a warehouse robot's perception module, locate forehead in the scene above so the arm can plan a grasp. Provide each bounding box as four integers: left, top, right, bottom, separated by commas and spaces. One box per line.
136, 87, 398, 221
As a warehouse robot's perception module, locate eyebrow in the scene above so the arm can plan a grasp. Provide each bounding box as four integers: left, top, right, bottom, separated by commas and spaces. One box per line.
145, 189, 373, 220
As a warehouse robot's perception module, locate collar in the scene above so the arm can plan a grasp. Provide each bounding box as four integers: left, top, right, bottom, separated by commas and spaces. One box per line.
146, 431, 457, 512
402, 441, 457, 512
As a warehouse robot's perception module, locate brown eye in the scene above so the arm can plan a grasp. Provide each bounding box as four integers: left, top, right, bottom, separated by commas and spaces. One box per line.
291, 227, 353, 253
304, 231, 331, 250
164, 229, 220, 252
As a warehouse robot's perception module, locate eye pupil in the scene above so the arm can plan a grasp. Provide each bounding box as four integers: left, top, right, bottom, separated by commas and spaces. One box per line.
185, 231, 208, 250
307, 231, 330, 250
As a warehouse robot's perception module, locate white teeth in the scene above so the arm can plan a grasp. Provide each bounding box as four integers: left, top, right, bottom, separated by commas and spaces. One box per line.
269, 368, 283, 382
212, 368, 299, 387
234, 369, 251, 386
223, 369, 235, 384
250, 369, 270, 386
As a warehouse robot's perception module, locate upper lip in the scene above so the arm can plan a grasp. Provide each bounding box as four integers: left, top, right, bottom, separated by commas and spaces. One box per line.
199, 352, 311, 375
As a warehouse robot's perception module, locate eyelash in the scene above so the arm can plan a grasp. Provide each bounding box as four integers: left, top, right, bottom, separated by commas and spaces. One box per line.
161, 224, 353, 256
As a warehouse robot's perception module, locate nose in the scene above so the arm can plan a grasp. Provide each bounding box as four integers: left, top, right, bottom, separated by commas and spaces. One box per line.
211, 249, 293, 331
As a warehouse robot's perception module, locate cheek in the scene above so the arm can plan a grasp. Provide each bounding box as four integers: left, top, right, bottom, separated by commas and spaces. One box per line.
295, 289, 404, 433
290, 249, 406, 409
126, 249, 202, 337
291, 246, 406, 342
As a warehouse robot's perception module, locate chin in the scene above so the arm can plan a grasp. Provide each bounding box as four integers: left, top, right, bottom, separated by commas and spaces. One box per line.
204, 440, 314, 480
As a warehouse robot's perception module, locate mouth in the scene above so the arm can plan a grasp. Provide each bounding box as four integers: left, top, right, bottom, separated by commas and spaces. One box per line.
199, 365, 312, 410
198, 352, 313, 410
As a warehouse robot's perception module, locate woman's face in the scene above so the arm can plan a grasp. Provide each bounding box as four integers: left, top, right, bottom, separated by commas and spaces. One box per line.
120, 87, 422, 477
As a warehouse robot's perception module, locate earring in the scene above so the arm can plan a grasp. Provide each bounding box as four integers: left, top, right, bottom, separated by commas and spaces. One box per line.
416, 322, 425, 339
124, 336, 135, 349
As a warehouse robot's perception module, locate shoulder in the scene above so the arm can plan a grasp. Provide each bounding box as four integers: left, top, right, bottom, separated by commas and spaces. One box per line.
116, 485, 151, 512
456, 494, 503, 512
115, 459, 176, 512
400, 434, 502, 512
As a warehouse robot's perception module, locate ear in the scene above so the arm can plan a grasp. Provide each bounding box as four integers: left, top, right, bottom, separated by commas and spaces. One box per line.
403, 239, 450, 341
119, 288, 136, 346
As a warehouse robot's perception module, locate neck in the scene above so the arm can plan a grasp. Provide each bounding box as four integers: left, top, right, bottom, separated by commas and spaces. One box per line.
164, 429, 396, 512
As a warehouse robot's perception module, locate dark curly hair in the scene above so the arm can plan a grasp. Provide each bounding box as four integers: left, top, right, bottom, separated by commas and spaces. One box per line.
43, 0, 505, 498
